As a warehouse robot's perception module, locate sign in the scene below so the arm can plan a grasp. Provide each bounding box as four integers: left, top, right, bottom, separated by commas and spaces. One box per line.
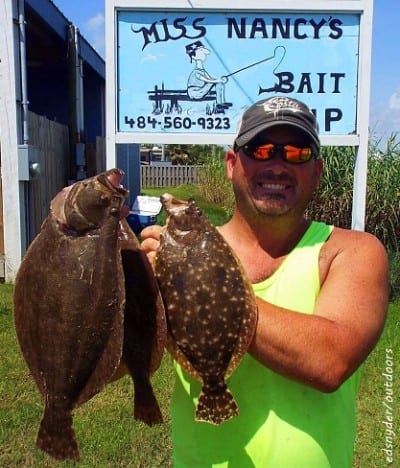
106, 1, 373, 231
117, 11, 359, 139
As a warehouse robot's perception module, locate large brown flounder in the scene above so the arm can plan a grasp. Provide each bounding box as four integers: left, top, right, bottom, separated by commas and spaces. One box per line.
13, 169, 166, 461
155, 194, 258, 425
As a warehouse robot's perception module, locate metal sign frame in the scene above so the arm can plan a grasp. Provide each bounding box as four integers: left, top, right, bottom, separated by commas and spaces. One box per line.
106, 0, 373, 230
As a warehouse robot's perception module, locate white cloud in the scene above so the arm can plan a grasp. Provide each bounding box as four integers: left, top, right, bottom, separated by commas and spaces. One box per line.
389, 90, 400, 110
370, 88, 400, 144
83, 13, 105, 57
85, 12, 104, 30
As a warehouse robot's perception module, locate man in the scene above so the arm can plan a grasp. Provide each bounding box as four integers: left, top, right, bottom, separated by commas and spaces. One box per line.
141, 96, 388, 467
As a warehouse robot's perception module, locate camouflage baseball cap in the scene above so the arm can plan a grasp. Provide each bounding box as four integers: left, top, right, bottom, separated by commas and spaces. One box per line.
234, 96, 320, 152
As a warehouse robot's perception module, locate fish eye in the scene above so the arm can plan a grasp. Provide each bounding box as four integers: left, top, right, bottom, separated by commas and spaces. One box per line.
110, 207, 119, 216
100, 194, 110, 203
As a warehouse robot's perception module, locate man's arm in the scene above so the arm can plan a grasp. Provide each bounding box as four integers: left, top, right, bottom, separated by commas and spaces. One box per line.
249, 228, 389, 392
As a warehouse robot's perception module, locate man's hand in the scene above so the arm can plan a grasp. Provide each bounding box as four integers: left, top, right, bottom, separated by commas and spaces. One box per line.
141, 225, 162, 267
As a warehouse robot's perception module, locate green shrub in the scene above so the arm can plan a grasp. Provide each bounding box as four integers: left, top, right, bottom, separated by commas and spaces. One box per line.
307, 146, 355, 228
388, 250, 400, 300
197, 152, 234, 213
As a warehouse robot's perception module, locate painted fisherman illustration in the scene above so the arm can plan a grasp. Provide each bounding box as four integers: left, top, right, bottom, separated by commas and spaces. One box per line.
147, 42, 286, 115
185, 40, 228, 108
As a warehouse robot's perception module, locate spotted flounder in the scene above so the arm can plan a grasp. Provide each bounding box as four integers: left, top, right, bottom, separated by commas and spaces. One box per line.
14, 169, 166, 461
155, 194, 258, 425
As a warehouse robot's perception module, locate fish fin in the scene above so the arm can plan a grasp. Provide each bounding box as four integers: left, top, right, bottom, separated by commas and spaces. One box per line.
36, 405, 80, 461
226, 298, 258, 379
166, 333, 201, 380
195, 384, 239, 425
133, 379, 164, 425
149, 293, 168, 375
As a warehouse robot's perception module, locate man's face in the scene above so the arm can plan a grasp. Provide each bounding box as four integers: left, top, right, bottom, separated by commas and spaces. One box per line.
226, 125, 323, 220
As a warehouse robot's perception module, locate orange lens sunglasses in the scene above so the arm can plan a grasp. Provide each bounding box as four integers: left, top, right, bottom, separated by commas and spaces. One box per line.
240, 143, 315, 164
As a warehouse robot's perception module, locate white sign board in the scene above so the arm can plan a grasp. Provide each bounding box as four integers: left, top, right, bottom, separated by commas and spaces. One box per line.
106, 0, 373, 230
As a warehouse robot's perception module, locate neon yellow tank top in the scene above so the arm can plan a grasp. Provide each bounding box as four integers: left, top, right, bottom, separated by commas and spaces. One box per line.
171, 221, 361, 467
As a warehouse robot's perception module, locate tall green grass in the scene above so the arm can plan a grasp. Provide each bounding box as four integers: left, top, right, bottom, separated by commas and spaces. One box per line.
307, 146, 356, 229
197, 153, 235, 213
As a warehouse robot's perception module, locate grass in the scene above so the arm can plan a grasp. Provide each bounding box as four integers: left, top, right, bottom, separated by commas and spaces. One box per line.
2, 187, 398, 466
353, 300, 399, 467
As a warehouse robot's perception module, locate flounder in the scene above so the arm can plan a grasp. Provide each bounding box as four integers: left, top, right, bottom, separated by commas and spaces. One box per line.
14, 169, 166, 461
154, 194, 258, 425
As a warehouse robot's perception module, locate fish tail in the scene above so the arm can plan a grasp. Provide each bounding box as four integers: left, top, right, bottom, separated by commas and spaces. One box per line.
133, 380, 163, 426
36, 405, 80, 461
195, 384, 239, 425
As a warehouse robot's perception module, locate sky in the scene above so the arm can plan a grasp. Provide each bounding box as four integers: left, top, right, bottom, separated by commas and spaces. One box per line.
51, 0, 400, 145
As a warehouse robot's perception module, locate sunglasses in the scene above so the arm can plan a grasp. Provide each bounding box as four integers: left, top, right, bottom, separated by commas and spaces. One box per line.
239, 142, 316, 164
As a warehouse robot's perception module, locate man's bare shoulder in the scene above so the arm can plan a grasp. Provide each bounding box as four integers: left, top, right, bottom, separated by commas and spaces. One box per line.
330, 225, 386, 245
319, 226, 388, 284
